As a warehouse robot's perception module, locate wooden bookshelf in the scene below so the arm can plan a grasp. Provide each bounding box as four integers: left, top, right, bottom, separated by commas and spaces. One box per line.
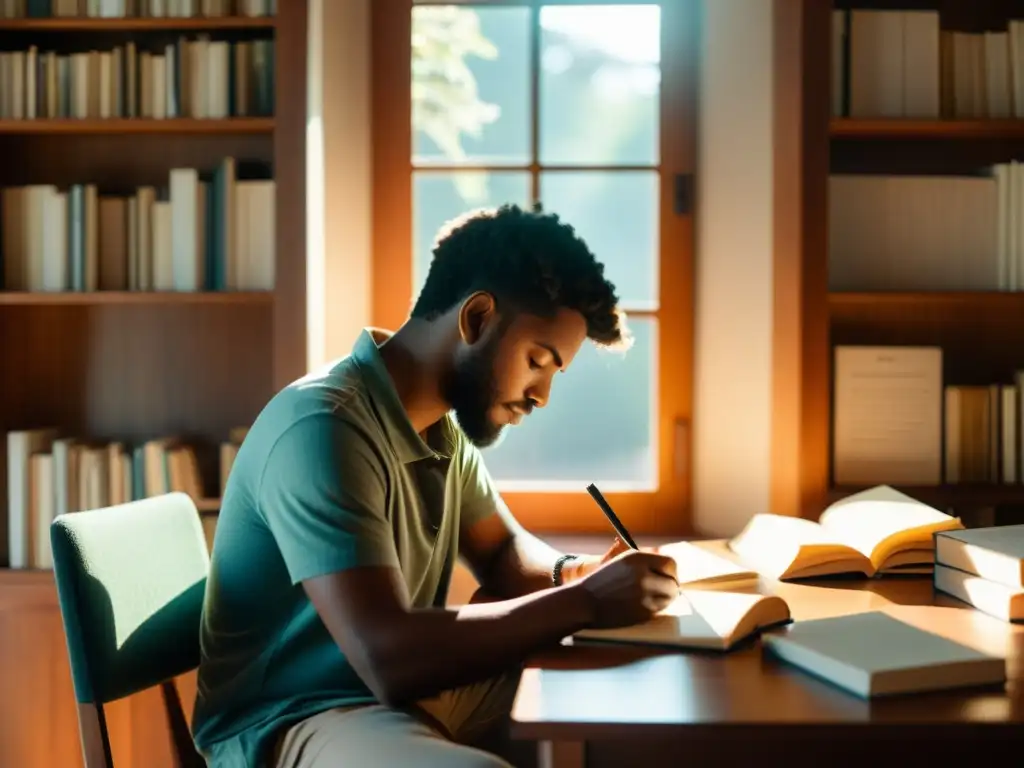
829, 290, 1024, 307
772, 2, 1024, 521
0, 17, 276, 31
0, 290, 273, 305
0, 118, 274, 134
832, 118, 1024, 140
0, 2, 307, 766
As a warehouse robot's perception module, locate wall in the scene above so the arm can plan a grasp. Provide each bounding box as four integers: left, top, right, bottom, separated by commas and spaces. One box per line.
306, 1, 779, 537
692, 0, 776, 537
305, 0, 374, 369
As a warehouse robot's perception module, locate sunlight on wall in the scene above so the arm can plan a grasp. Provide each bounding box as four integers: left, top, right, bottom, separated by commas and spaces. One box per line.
305, 0, 372, 371
306, 0, 325, 374
693, 0, 775, 537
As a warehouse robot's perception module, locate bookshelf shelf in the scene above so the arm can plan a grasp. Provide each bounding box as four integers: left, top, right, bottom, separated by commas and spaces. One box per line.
829, 291, 1024, 308
0, 17, 275, 32
830, 485, 1024, 509
195, 497, 222, 512
831, 118, 1024, 140
0, 291, 273, 306
0, 118, 274, 135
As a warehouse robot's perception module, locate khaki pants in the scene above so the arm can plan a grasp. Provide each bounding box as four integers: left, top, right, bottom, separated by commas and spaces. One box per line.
272, 669, 522, 768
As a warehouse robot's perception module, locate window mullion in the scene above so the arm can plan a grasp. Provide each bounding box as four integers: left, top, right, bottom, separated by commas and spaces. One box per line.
529, 3, 541, 204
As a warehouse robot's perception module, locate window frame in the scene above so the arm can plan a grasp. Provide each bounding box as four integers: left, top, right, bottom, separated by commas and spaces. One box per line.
371, 0, 698, 535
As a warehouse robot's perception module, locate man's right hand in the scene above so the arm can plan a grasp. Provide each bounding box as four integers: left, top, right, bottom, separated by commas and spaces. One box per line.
573, 550, 679, 628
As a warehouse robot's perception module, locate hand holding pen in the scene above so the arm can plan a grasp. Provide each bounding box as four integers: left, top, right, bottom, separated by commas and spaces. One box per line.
571, 483, 680, 628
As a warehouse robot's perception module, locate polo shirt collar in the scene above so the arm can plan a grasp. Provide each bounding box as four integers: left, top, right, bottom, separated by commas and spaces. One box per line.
352, 328, 457, 464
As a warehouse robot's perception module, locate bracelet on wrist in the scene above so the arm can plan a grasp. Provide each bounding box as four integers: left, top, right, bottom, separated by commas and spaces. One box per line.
552, 553, 580, 587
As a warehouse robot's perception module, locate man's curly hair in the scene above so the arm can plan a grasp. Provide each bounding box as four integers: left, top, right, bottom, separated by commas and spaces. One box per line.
410, 203, 632, 351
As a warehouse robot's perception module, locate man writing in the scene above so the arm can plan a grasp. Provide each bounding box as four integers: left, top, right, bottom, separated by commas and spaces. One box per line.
191, 204, 680, 767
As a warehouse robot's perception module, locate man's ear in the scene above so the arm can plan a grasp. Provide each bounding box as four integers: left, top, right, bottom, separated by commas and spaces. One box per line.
457, 291, 497, 345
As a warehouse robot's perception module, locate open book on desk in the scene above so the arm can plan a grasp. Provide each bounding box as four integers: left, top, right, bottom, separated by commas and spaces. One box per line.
573, 590, 791, 651
727, 486, 964, 580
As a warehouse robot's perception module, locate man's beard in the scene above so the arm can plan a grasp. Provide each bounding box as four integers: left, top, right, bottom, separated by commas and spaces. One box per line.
442, 335, 505, 448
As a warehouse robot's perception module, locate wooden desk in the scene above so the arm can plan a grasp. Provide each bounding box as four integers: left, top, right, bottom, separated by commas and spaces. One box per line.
511, 574, 1024, 768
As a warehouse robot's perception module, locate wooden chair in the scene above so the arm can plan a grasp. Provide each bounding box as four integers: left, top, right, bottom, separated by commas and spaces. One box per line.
50, 492, 210, 768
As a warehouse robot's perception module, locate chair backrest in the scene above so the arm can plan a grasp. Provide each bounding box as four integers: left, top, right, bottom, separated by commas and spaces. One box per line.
50, 492, 210, 767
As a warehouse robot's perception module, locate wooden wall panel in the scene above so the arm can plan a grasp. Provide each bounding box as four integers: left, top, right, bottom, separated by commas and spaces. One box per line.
271, 0, 309, 389
0, 575, 82, 768
830, 295, 1024, 386
0, 303, 273, 495
0, 133, 272, 189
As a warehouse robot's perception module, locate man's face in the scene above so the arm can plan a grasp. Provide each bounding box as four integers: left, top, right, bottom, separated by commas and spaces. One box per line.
444, 307, 587, 448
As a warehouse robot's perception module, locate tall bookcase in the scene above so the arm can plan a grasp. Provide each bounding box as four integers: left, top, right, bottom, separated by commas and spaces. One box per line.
779, 0, 1024, 523
0, 2, 307, 766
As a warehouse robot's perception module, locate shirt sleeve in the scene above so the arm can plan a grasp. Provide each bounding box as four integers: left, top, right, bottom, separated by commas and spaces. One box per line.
458, 438, 504, 530
258, 413, 400, 584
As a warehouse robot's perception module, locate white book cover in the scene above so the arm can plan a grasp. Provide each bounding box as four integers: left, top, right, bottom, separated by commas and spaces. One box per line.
764, 611, 1006, 698
902, 11, 940, 118
1011, 22, 1024, 118
40, 190, 67, 292
849, 10, 904, 117
6, 429, 58, 569
833, 346, 943, 486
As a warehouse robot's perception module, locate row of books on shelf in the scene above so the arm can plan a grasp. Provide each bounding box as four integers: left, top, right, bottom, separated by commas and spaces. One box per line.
0, 0, 274, 19
0, 158, 274, 293
829, 168, 1024, 292
945, 382, 1023, 485
832, 9, 1024, 119
833, 346, 1024, 489
0, 36, 274, 121
5, 426, 246, 569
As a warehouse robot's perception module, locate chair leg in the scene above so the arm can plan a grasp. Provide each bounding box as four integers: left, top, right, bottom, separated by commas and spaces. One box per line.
161, 680, 205, 768
77, 702, 115, 768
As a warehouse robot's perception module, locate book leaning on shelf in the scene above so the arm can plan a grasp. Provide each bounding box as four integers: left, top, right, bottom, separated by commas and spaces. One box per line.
1, 158, 274, 292
727, 486, 964, 580
5, 426, 245, 570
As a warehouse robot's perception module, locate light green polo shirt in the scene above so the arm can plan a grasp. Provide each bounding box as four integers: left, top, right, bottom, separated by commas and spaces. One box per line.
191, 329, 501, 767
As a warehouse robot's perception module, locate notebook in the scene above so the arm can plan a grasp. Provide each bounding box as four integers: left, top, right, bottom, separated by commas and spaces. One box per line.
573, 589, 792, 651
762, 611, 1006, 698
727, 485, 963, 580
656, 540, 759, 589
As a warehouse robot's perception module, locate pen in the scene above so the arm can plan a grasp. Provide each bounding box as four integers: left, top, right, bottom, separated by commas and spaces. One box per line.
585, 483, 639, 550
586, 482, 680, 592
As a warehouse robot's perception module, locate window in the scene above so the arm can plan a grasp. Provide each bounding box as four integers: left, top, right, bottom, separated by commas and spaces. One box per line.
372, 0, 696, 533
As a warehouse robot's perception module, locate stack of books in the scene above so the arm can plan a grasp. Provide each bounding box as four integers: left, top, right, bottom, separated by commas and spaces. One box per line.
934, 526, 1024, 622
